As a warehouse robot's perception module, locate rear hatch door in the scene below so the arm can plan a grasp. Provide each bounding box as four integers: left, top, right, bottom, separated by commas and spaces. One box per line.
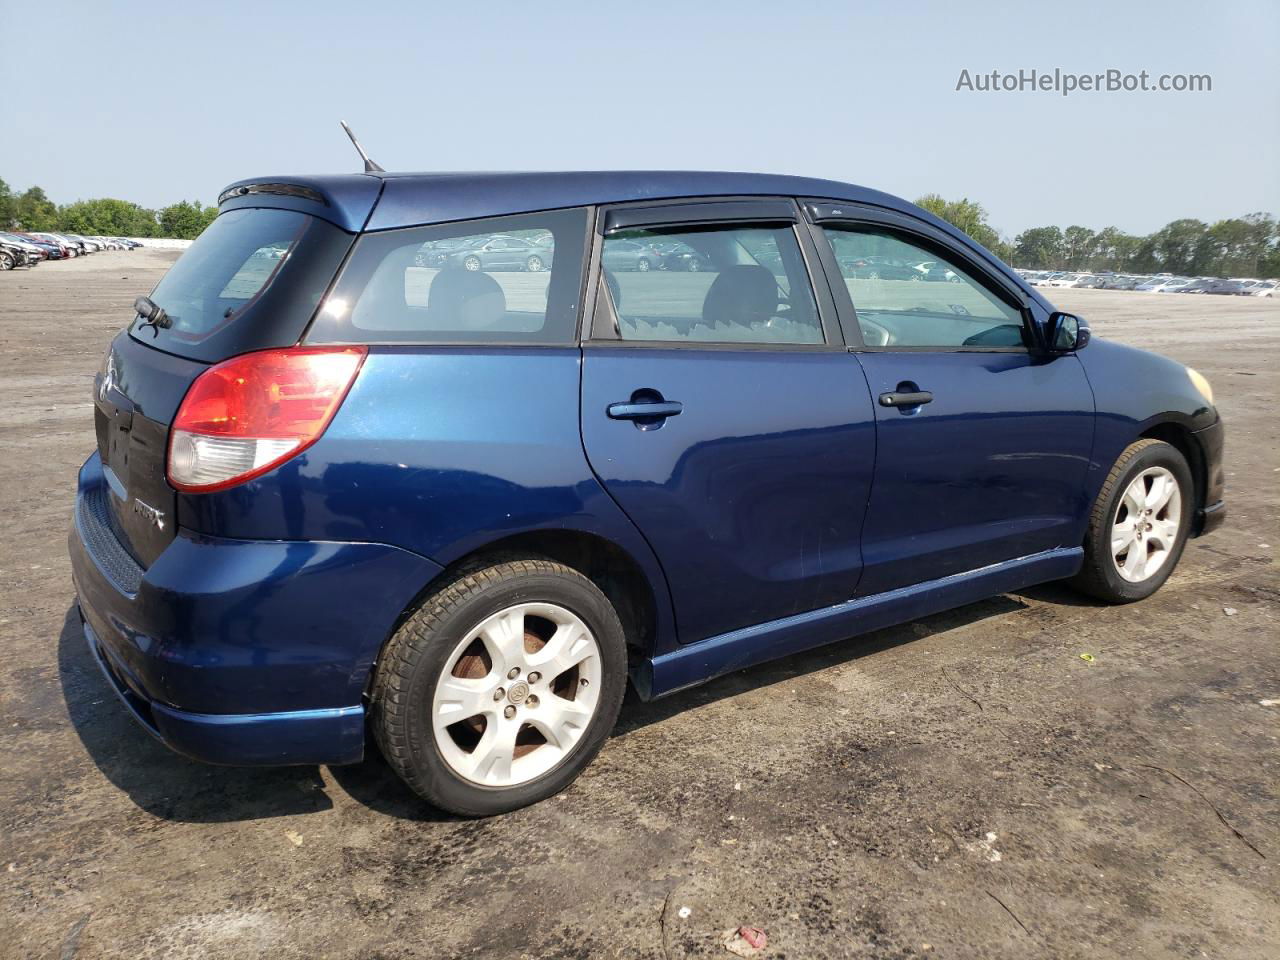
93, 206, 354, 568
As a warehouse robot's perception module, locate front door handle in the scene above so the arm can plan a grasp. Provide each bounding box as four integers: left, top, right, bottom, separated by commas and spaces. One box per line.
878, 390, 933, 408
607, 400, 683, 420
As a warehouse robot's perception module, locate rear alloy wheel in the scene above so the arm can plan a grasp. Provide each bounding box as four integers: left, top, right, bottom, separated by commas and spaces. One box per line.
433, 602, 602, 787
372, 559, 627, 816
0, 252, 12, 271
525, 255, 544, 273
1070, 439, 1193, 602
636, 258, 651, 272
463, 255, 482, 272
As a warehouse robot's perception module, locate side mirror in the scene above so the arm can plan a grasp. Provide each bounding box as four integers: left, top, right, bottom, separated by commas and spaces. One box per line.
1045, 311, 1088, 352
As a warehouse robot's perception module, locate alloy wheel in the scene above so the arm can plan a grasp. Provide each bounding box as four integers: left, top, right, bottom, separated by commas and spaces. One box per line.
1111, 466, 1182, 582
432, 602, 602, 787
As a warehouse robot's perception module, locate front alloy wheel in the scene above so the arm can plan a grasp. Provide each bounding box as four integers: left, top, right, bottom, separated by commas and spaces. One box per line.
1070, 438, 1193, 603
1110, 466, 1182, 583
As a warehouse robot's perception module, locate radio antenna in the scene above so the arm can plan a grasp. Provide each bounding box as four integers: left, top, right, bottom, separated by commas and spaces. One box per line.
339, 121, 385, 173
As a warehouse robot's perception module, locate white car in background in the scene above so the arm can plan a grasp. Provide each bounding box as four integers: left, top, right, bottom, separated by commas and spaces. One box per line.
1136, 277, 1190, 292
1044, 273, 1087, 288
1244, 280, 1276, 297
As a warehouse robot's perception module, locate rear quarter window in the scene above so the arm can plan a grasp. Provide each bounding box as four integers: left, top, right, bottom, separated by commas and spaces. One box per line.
307, 208, 589, 345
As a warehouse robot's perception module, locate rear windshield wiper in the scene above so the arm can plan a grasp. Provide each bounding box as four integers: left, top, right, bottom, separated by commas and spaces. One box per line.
134, 295, 172, 334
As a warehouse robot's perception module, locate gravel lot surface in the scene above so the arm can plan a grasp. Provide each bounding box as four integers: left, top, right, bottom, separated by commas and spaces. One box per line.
1, 251, 1277, 959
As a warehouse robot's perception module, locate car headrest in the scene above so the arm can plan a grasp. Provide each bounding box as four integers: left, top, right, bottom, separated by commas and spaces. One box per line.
702, 265, 778, 328
427, 268, 507, 330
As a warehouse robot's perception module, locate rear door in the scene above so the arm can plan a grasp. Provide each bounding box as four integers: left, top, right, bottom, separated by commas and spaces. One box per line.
805, 202, 1095, 596
580, 200, 877, 645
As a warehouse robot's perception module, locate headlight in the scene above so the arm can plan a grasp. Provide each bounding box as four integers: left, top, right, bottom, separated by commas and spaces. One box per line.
1186, 367, 1214, 406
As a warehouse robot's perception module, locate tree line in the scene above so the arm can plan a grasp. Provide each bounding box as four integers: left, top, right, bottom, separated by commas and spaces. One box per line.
4, 174, 1276, 276
916, 194, 1278, 279
0, 176, 218, 240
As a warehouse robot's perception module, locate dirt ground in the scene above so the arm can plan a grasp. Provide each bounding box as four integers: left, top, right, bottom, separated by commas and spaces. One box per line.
1, 250, 1277, 960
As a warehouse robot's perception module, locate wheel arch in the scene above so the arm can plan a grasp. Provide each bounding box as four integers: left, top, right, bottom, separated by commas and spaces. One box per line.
366, 528, 663, 699
1139, 418, 1206, 516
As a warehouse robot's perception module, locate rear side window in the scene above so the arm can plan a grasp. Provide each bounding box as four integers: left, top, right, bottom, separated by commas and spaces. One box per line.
821, 227, 1025, 349
308, 209, 588, 344
600, 225, 822, 344
133, 207, 353, 363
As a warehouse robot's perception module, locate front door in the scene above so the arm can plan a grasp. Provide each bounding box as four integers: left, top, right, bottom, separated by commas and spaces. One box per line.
580, 203, 877, 644
812, 214, 1095, 596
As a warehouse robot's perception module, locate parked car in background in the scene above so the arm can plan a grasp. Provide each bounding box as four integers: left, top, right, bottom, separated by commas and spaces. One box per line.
50, 234, 89, 255
1102, 276, 1144, 290
1135, 277, 1188, 293
651, 240, 714, 272
0, 239, 33, 270
1205, 280, 1250, 296
0, 232, 48, 263
13, 233, 66, 259
600, 237, 664, 272
1245, 280, 1276, 297
918, 260, 964, 282
23, 233, 71, 257
837, 254, 919, 280
440, 234, 554, 272
1043, 273, 1087, 288
69, 170, 1225, 816
1178, 279, 1220, 294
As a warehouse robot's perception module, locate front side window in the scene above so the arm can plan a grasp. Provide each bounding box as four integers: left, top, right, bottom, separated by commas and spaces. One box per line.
600, 224, 822, 345
309, 208, 587, 344
821, 227, 1026, 349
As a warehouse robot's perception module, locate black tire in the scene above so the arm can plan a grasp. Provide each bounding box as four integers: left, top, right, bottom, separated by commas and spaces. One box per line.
371, 559, 628, 816
1069, 439, 1194, 603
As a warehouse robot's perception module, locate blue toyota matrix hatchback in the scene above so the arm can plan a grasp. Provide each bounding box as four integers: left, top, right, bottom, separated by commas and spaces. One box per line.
70, 172, 1225, 815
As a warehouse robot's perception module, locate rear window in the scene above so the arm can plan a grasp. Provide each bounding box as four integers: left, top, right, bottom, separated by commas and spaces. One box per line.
305, 208, 588, 345
132, 207, 353, 362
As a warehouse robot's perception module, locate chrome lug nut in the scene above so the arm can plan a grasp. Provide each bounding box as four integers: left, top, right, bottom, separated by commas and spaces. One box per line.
503, 705, 517, 719
528, 672, 541, 683
493, 687, 505, 701
580, 677, 589, 687
507, 667, 520, 680
527, 695, 539, 708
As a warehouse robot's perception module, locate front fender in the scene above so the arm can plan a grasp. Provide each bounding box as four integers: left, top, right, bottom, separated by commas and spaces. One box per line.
1076, 337, 1218, 508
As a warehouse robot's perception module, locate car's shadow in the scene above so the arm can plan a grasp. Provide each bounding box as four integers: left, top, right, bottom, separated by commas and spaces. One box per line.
60, 593, 1036, 823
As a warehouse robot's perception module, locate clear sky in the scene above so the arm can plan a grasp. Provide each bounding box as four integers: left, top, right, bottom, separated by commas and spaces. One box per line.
2, 0, 1276, 239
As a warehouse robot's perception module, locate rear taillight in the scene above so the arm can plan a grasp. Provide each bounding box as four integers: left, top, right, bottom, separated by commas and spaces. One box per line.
168, 346, 366, 492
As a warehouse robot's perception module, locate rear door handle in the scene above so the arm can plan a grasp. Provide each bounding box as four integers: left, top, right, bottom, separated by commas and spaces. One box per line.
878, 390, 933, 408
607, 400, 683, 420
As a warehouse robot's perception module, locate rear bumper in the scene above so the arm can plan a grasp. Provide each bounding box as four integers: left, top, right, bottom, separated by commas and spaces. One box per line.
69, 452, 443, 766
82, 616, 366, 765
